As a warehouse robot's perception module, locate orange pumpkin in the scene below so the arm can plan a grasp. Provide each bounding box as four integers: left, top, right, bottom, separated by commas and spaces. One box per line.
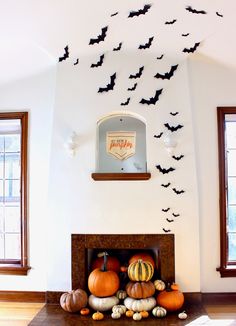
92, 311, 104, 320
129, 252, 155, 268
126, 310, 134, 317
60, 289, 88, 313
88, 253, 120, 297
126, 281, 155, 299
80, 307, 90, 315
92, 255, 120, 273
140, 310, 149, 318
156, 283, 184, 312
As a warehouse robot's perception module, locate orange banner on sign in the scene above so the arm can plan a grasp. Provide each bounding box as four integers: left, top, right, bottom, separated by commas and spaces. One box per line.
106, 131, 136, 160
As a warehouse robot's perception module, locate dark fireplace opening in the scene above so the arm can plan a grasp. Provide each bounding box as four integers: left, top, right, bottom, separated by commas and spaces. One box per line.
72, 234, 175, 291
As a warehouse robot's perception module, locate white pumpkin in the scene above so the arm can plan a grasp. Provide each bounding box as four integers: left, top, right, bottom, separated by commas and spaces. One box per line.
112, 305, 126, 315
154, 279, 166, 291
178, 311, 187, 320
133, 312, 142, 321
152, 306, 167, 318
111, 311, 121, 319
88, 295, 119, 312
124, 297, 156, 312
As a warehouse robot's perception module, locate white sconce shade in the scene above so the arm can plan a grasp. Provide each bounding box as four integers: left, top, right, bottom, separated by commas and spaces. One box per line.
64, 131, 79, 156
163, 133, 177, 154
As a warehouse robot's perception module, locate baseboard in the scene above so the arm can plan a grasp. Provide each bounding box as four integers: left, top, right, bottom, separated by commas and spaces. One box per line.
46, 291, 64, 304
0, 291, 46, 302
202, 292, 236, 304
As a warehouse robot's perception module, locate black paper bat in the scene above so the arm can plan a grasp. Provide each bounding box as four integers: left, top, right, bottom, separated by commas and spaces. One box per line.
128, 4, 152, 18
89, 26, 108, 45
138, 37, 154, 49
98, 73, 116, 93
111, 12, 118, 17
161, 182, 171, 188
154, 64, 178, 80
154, 132, 163, 139
166, 218, 174, 223
58, 45, 69, 62
140, 89, 163, 105
163, 228, 171, 233
216, 12, 223, 17
156, 164, 175, 174
186, 6, 207, 14
172, 188, 185, 195
129, 66, 144, 79
113, 42, 122, 51
172, 213, 180, 217
162, 208, 170, 212
73, 58, 79, 65
127, 83, 137, 91
182, 33, 190, 37
165, 19, 177, 25
91, 54, 105, 68
121, 97, 130, 106
157, 54, 164, 60
170, 112, 179, 116
172, 154, 184, 161
183, 42, 200, 53
164, 123, 183, 132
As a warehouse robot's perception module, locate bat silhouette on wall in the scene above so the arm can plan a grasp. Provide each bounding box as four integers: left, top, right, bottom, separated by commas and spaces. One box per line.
140, 89, 163, 105
186, 6, 207, 14
58, 45, 69, 62
163, 228, 171, 233
166, 218, 174, 223
156, 164, 175, 174
91, 54, 105, 68
120, 97, 130, 106
170, 112, 179, 116
98, 73, 116, 93
183, 42, 200, 53
165, 19, 177, 24
89, 26, 108, 45
216, 12, 223, 17
161, 182, 171, 188
182, 33, 190, 37
154, 132, 163, 139
164, 123, 183, 132
172, 188, 185, 195
172, 154, 184, 161
113, 42, 122, 51
129, 66, 144, 79
127, 83, 137, 91
73, 58, 79, 65
138, 37, 154, 49
162, 208, 170, 212
157, 54, 164, 60
111, 12, 118, 17
172, 213, 180, 217
128, 4, 152, 18
154, 64, 178, 80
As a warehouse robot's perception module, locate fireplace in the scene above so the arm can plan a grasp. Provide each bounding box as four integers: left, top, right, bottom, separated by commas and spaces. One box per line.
71, 234, 175, 290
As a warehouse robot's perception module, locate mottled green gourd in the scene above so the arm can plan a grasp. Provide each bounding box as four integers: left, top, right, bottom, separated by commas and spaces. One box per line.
128, 259, 154, 282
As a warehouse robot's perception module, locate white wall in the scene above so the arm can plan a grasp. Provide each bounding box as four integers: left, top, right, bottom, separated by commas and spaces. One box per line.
188, 55, 236, 292
0, 67, 56, 290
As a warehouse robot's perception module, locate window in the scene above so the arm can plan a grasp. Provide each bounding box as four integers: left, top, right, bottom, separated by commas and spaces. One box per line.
0, 112, 30, 275
217, 107, 236, 277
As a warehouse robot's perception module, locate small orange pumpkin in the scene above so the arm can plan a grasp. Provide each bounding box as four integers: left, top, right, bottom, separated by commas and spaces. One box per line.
92, 311, 104, 320
126, 310, 134, 317
156, 283, 184, 312
80, 307, 90, 315
140, 310, 149, 318
60, 289, 88, 312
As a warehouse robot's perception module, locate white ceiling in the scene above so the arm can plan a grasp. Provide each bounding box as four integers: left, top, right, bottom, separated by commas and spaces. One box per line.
0, 0, 236, 85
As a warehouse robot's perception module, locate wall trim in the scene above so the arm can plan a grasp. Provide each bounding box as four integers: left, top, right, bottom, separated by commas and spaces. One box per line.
0, 291, 45, 302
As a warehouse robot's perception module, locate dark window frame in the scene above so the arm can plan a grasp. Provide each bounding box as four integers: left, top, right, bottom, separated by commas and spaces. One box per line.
217, 107, 236, 277
0, 112, 30, 275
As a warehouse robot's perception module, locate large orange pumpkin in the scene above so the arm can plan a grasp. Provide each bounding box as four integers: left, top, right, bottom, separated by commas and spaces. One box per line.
60, 289, 88, 312
92, 255, 120, 273
126, 281, 155, 299
129, 252, 155, 268
156, 283, 184, 312
88, 253, 120, 297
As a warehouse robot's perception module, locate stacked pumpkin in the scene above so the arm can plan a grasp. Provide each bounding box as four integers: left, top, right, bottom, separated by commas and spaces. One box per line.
123, 253, 157, 320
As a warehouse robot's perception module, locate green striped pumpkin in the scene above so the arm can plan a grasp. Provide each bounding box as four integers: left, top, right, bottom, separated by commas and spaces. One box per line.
128, 259, 154, 282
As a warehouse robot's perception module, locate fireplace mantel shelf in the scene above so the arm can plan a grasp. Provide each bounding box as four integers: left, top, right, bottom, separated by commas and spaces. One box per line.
91, 172, 151, 181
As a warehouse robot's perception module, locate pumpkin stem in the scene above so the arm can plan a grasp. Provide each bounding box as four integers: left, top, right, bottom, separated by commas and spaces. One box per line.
102, 251, 108, 271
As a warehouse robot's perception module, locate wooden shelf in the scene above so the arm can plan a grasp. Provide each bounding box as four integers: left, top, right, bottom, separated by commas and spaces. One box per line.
91, 173, 151, 181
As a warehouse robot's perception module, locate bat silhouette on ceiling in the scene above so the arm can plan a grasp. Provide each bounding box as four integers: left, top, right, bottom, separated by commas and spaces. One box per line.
172, 154, 184, 161
91, 54, 105, 68
120, 97, 130, 106
73, 58, 79, 66
154, 64, 178, 80
216, 12, 223, 17
161, 182, 171, 188
172, 213, 180, 217
172, 188, 185, 195
128, 4, 152, 18
157, 54, 164, 60
89, 26, 108, 45
163, 228, 171, 233
186, 6, 207, 14
140, 89, 163, 105
183, 42, 200, 53
98, 73, 116, 93
166, 218, 174, 223
170, 112, 179, 116
162, 208, 170, 212
113, 42, 122, 51
127, 83, 137, 91
182, 33, 189, 37
111, 12, 118, 17
154, 132, 163, 139
165, 19, 177, 24
129, 66, 144, 79
156, 164, 175, 174
138, 37, 154, 49
58, 45, 69, 62
164, 123, 183, 132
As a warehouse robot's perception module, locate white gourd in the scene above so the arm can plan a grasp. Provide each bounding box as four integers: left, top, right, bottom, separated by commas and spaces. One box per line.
178, 311, 187, 320
124, 297, 156, 312
112, 305, 126, 314
111, 311, 121, 319
133, 312, 142, 321
154, 279, 166, 291
152, 306, 167, 318
88, 295, 119, 312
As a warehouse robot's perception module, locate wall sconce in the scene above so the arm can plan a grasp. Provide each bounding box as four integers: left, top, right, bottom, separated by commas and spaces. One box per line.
163, 133, 177, 154
64, 132, 79, 157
